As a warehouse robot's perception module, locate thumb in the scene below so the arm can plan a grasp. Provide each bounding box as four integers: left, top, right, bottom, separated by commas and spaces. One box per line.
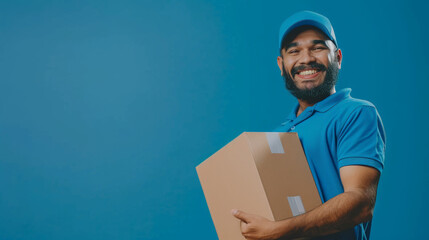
231, 209, 251, 223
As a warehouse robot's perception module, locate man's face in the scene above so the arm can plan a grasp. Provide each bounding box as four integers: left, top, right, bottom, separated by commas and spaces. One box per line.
277, 28, 342, 103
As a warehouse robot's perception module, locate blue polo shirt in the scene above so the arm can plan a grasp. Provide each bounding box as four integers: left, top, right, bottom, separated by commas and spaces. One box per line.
274, 88, 386, 240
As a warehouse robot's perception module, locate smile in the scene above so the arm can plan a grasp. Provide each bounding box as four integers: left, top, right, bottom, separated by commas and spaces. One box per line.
298, 69, 319, 76
295, 69, 322, 79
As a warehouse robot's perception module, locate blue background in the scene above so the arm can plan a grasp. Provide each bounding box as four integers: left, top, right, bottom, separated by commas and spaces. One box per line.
0, 0, 427, 239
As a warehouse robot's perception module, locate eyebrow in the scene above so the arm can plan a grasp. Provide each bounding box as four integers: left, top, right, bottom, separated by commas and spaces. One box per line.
285, 40, 329, 50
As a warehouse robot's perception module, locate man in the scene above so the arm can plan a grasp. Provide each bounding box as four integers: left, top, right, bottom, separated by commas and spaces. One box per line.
231, 11, 386, 240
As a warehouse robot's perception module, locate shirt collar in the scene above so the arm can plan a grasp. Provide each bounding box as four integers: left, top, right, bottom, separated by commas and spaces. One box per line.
285, 88, 352, 121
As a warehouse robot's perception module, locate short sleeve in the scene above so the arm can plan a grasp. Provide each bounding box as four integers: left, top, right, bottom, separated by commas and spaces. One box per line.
337, 106, 386, 172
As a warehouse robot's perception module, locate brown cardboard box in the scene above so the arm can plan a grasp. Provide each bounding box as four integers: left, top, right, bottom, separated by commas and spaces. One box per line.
196, 132, 322, 240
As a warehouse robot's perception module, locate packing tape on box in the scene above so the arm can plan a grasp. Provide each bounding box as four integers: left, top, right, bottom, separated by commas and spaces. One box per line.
287, 196, 306, 216
265, 132, 285, 154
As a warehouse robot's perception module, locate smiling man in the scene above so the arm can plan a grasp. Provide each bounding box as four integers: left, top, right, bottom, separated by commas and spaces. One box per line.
232, 11, 386, 240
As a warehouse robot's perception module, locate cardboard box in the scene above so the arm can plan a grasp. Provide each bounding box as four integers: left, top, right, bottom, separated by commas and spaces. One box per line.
196, 132, 322, 240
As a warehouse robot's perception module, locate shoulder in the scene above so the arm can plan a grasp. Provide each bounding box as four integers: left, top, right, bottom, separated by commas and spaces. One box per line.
331, 95, 384, 135
319, 89, 380, 119
333, 96, 381, 122
339, 96, 377, 111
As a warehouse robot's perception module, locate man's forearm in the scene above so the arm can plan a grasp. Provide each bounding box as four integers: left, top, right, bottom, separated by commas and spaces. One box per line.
232, 166, 380, 240
274, 189, 375, 238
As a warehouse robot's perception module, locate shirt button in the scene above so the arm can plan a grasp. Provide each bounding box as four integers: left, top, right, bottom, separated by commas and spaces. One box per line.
290, 126, 295, 131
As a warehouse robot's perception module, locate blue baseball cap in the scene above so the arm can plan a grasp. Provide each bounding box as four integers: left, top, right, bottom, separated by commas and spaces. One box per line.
278, 11, 337, 50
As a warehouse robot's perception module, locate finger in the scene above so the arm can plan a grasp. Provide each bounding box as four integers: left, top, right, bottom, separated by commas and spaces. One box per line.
240, 220, 248, 233
231, 209, 250, 223
240, 223, 253, 240
243, 232, 256, 240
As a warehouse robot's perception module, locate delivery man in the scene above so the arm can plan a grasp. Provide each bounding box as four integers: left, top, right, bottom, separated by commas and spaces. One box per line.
232, 11, 386, 240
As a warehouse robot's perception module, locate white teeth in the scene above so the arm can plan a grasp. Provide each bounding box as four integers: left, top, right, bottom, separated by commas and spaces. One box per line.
298, 70, 318, 75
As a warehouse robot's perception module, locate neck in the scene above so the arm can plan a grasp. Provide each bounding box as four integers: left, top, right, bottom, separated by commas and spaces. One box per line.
296, 87, 336, 116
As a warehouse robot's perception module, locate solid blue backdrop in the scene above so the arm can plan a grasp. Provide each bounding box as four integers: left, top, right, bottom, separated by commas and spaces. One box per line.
0, 0, 427, 239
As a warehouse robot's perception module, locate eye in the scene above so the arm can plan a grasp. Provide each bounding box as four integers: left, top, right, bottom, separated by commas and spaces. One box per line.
287, 49, 299, 55
313, 46, 327, 51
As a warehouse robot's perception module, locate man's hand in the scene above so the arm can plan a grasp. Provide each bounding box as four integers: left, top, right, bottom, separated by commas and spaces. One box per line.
231, 165, 380, 239
231, 209, 281, 240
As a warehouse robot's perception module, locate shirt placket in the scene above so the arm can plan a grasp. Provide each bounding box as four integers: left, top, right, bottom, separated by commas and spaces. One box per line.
288, 108, 315, 132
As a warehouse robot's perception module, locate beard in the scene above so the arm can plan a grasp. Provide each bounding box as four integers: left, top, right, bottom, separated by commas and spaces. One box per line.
283, 60, 339, 104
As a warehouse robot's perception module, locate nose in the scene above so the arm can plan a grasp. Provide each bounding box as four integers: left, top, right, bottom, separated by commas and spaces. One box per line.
298, 49, 316, 65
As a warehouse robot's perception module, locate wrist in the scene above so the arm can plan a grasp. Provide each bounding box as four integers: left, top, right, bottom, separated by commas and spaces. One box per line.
273, 218, 300, 239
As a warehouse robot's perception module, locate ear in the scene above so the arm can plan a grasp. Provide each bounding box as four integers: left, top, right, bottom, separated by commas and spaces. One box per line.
277, 56, 284, 76
336, 49, 343, 70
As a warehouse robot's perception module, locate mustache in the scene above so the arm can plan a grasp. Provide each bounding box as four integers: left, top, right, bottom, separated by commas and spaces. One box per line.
291, 63, 327, 76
